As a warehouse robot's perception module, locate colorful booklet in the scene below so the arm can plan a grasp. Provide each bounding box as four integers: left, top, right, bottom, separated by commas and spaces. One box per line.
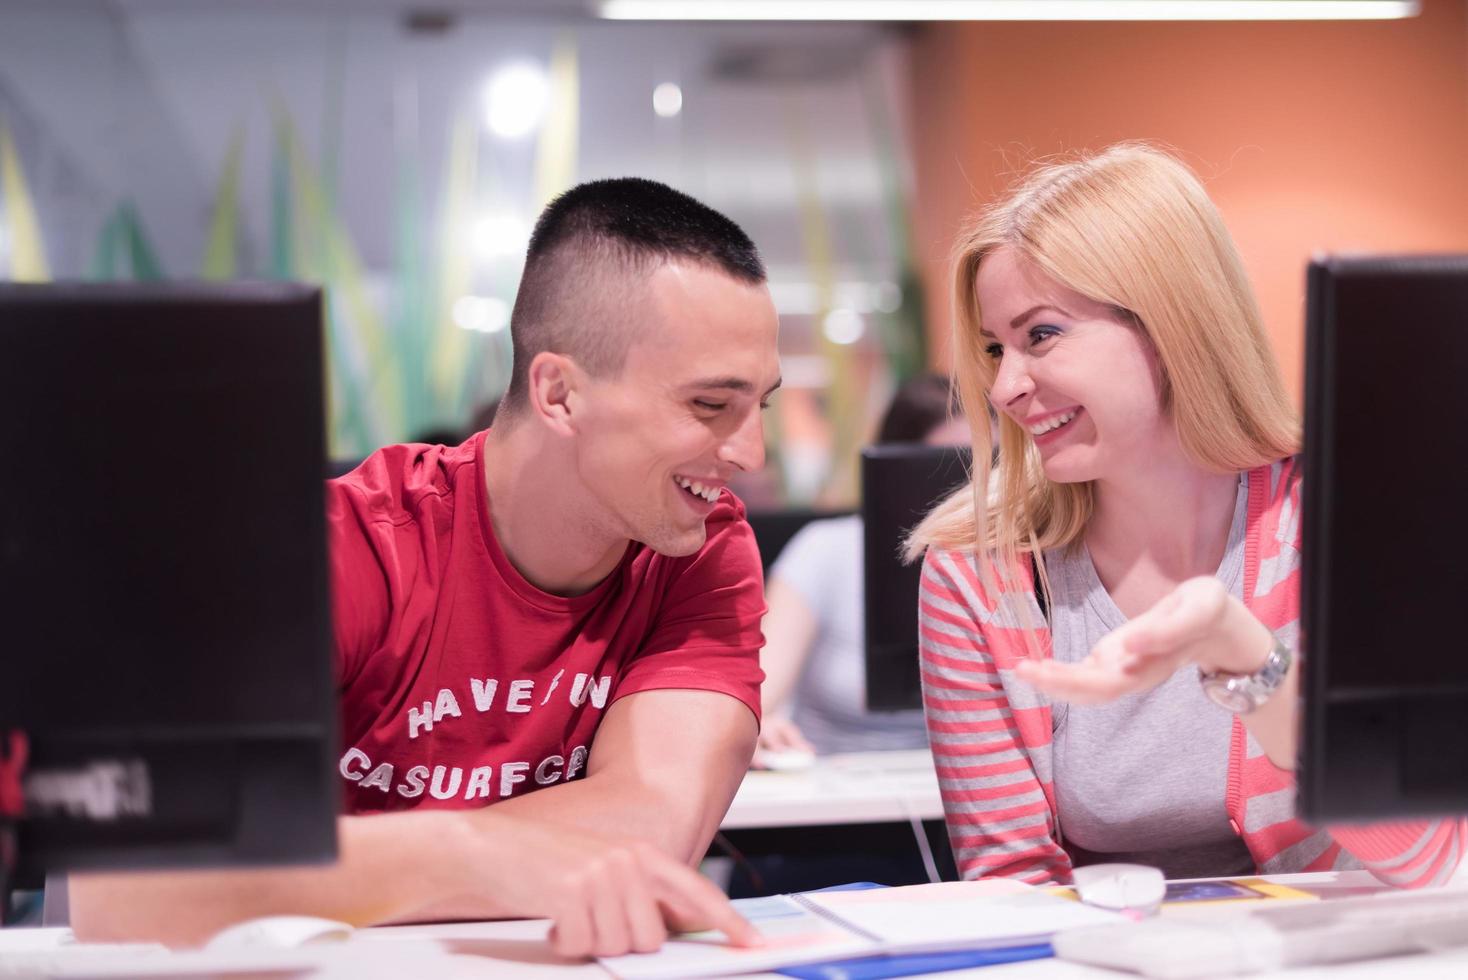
1158, 877, 1319, 905
597, 879, 1124, 980
1049, 876, 1320, 908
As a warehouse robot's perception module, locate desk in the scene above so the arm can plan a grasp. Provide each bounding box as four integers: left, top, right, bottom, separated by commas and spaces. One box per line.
9, 872, 1468, 978
354, 871, 1468, 978
715, 749, 950, 888
720, 749, 943, 830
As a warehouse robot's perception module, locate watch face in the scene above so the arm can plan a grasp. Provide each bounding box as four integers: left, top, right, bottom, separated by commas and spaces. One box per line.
1204, 680, 1256, 714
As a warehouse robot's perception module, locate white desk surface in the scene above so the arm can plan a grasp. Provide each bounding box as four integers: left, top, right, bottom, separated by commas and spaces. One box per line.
356, 871, 1468, 979
9, 872, 1468, 979
720, 748, 944, 829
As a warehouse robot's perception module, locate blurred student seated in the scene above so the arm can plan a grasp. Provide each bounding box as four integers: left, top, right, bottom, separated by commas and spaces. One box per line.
755, 373, 969, 766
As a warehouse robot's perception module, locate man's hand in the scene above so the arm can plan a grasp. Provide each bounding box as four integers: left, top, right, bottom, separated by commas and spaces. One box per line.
71, 691, 763, 950
1014, 576, 1273, 704
438, 689, 762, 958
70, 806, 761, 953
471, 814, 761, 958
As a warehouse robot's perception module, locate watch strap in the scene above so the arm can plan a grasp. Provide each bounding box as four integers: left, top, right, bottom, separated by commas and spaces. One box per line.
1198, 633, 1293, 714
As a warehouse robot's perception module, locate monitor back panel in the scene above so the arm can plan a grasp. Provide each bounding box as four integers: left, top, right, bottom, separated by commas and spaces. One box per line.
1300, 256, 1468, 821
0, 283, 338, 871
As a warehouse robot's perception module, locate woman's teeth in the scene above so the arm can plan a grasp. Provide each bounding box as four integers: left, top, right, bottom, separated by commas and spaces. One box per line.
675, 476, 721, 504
1029, 410, 1078, 436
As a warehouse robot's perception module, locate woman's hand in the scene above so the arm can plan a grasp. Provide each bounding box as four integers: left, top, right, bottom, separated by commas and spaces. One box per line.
1014, 576, 1274, 704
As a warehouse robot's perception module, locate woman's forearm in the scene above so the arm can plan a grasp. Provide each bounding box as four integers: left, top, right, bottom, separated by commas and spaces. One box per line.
1202, 602, 1300, 771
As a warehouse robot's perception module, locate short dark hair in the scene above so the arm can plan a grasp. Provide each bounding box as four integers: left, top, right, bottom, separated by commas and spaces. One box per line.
501, 178, 766, 415
876, 373, 956, 444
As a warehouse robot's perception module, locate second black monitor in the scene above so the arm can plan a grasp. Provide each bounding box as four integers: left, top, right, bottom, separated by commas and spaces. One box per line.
862, 444, 971, 712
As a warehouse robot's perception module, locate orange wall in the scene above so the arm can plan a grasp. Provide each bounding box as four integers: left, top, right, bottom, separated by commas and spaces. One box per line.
908, 0, 1468, 399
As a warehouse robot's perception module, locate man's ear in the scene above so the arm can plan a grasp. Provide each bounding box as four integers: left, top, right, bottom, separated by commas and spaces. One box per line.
526, 351, 582, 436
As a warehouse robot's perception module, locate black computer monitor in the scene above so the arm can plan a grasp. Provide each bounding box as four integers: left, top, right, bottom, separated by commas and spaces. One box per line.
746, 508, 855, 571
861, 444, 972, 711
1299, 254, 1468, 822
0, 283, 338, 898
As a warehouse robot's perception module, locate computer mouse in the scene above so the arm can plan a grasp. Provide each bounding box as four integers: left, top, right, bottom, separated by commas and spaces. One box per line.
204, 914, 355, 951
756, 748, 817, 771
1071, 863, 1166, 916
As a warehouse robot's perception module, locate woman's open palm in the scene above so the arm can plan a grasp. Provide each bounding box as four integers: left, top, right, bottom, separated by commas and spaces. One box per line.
1015, 576, 1253, 704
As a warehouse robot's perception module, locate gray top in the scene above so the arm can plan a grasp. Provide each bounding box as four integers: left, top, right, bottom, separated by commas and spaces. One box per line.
1046, 474, 1256, 880
770, 516, 929, 754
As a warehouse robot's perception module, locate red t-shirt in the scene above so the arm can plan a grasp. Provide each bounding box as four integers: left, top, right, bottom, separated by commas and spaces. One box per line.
326, 432, 765, 815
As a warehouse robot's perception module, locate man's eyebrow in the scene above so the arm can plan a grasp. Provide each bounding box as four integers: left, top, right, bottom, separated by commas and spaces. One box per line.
979, 304, 1074, 339
685, 376, 784, 398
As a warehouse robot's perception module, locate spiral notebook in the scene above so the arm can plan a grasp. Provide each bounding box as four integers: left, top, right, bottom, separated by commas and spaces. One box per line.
598, 879, 1124, 980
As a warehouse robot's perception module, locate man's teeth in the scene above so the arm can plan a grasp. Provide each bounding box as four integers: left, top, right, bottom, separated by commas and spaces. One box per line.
675, 477, 721, 504
1029, 410, 1078, 436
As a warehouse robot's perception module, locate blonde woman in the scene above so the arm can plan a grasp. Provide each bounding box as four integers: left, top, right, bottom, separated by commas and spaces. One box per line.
910, 144, 1464, 886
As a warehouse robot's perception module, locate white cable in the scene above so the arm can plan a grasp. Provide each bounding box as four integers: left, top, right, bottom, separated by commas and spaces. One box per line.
901, 795, 942, 884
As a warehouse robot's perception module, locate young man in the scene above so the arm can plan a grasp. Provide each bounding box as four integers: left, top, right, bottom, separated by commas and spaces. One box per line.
70, 179, 783, 957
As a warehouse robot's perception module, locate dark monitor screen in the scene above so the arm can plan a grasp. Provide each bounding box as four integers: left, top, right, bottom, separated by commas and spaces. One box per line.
746, 508, 854, 571
0, 282, 338, 880
861, 445, 972, 711
1299, 255, 1468, 822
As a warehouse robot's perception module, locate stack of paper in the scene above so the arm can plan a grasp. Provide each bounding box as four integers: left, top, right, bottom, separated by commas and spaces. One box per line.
599, 879, 1125, 979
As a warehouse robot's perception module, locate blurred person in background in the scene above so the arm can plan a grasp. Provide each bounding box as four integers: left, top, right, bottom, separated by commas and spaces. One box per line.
755, 373, 969, 765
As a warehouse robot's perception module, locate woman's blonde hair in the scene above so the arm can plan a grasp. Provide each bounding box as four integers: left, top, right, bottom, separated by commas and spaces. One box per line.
906, 143, 1299, 590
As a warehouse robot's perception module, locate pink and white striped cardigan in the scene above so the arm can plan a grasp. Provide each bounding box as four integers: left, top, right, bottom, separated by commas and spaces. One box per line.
918, 458, 1464, 887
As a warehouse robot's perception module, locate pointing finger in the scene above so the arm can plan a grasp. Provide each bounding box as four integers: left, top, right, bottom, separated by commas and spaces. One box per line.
652, 862, 762, 947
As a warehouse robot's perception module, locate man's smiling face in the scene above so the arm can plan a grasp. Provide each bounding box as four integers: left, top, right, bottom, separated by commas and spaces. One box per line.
569, 259, 781, 557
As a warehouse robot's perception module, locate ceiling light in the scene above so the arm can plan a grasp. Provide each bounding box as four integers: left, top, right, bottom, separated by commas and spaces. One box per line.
483, 63, 549, 139
873, 282, 902, 314
823, 308, 865, 346
653, 82, 683, 118
453, 295, 510, 333
601, 1, 1416, 21
471, 213, 531, 261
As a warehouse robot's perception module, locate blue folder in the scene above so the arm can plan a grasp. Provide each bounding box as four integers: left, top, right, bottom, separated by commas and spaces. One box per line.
776, 943, 1053, 980
774, 882, 1055, 980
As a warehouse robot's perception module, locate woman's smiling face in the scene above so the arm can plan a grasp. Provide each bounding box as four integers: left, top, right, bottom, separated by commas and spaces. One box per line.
976, 246, 1170, 486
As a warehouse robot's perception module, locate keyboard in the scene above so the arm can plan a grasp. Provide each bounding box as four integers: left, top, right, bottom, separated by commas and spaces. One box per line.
0, 943, 169, 978
1052, 886, 1468, 978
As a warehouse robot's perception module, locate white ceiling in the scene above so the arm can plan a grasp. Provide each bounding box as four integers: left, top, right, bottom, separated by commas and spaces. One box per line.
0, 0, 917, 293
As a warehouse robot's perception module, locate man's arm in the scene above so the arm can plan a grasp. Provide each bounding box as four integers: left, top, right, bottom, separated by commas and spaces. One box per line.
404, 687, 759, 926
70, 808, 755, 956
69, 809, 478, 944
495, 687, 758, 862
69, 688, 759, 950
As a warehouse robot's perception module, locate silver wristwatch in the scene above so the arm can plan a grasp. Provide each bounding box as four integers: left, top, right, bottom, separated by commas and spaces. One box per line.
1198, 634, 1293, 714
